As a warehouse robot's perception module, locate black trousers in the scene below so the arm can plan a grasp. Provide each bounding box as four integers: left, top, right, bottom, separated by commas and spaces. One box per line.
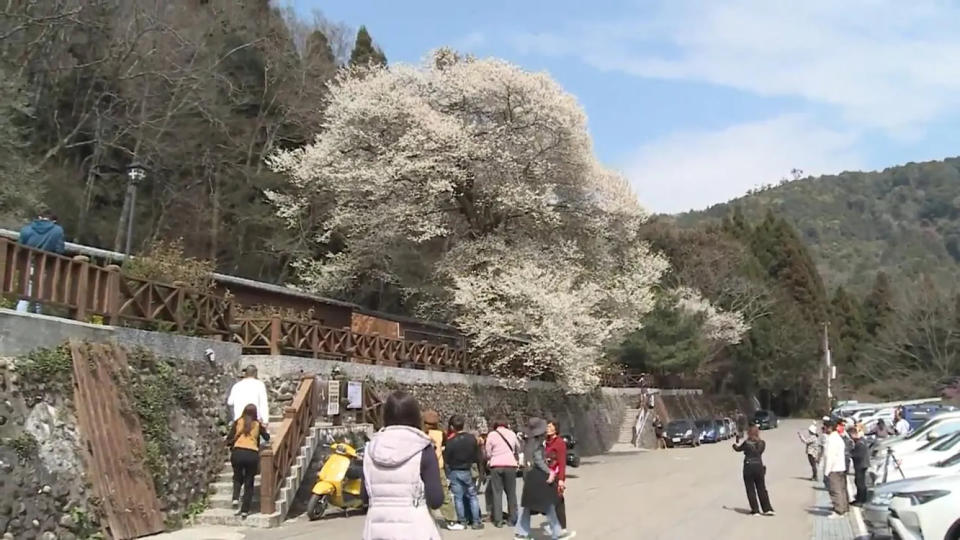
854, 468, 868, 504
743, 463, 773, 514
556, 495, 567, 529
231, 448, 260, 513
488, 467, 518, 525
807, 454, 818, 479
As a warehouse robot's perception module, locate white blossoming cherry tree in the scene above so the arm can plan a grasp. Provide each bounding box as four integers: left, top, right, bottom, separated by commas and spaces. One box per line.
268, 49, 740, 392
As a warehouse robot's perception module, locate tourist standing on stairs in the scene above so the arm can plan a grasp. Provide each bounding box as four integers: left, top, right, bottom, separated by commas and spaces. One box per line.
227, 365, 269, 427
546, 419, 576, 538
732, 424, 774, 516
361, 391, 443, 540
226, 404, 270, 519
443, 414, 485, 530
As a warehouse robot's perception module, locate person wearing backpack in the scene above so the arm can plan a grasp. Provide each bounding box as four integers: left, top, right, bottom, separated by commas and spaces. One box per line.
484, 415, 520, 528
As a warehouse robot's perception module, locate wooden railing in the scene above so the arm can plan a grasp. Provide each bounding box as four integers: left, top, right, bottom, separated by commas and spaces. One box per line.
235, 316, 479, 373
600, 369, 652, 388
260, 375, 319, 515
0, 238, 232, 335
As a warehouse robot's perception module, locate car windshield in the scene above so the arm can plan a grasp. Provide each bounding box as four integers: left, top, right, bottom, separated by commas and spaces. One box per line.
695, 420, 711, 429
935, 451, 960, 468
754, 411, 770, 418
667, 421, 690, 430
932, 432, 960, 451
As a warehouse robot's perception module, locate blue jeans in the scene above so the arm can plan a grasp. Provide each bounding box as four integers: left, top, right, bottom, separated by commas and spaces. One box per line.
515, 505, 561, 539
447, 469, 481, 525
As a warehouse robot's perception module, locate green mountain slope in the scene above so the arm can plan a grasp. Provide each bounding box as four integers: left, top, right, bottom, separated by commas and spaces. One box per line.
679, 156, 960, 293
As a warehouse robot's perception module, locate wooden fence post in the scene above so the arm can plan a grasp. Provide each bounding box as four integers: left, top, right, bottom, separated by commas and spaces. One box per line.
172, 281, 187, 333
104, 265, 122, 325
72, 256, 90, 321
269, 315, 282, 356
259, 449, 276, 515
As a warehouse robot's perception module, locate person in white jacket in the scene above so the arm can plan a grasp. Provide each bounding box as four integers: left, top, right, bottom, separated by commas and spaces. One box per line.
822, 419, 848, 518
227, 365, 270, 426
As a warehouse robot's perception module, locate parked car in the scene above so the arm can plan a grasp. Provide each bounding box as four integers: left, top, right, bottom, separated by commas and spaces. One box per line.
864, 475, 937, 538
563, 434, 581, 468
696, 419, 721, 443
753, 409, 779, 429
665, 419, 700, 448
716, 418, 729, 440
877, 450, 960, 489
871, 432, 960, 485
887, 473, 960, 540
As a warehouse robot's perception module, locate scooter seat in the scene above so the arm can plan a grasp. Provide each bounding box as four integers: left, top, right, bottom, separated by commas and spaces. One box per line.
345, 463, 363, 480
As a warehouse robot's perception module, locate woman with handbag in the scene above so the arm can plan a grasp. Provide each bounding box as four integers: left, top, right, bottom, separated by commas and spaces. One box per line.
485, 416, 520, 528
515, 417, 571, 540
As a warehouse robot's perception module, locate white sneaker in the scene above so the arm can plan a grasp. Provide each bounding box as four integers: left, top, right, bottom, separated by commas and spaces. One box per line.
764, 511, 775, 516
447, 523, 466, 531
559, 530, 577, 539
231, 499, 239, 508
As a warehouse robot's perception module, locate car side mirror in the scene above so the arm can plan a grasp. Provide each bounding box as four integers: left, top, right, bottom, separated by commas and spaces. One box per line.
927, 431, 939, 441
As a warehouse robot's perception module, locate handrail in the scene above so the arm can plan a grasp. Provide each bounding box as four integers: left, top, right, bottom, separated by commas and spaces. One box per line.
235, 316, 480, 374
259, 375, 318, 515
0, 237, 232, 335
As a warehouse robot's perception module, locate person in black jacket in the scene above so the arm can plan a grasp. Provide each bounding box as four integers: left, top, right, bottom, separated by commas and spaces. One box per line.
443, 415, 485, 530
733, 424, 774, 516
850, 425, 871, 505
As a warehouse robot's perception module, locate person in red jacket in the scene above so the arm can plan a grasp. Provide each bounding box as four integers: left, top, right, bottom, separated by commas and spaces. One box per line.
545, 419, 576, 538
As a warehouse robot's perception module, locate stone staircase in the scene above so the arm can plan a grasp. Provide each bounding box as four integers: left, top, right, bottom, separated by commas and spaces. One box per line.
608, 407, 646, 454
195, 415, 329, 528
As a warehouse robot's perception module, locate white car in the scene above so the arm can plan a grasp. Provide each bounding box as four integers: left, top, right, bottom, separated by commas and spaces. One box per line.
887, 473, 960, 540
864, 475, 938, 538
872, 432, 960, 484
878, 451, 960, 487
873, 412, 960, 462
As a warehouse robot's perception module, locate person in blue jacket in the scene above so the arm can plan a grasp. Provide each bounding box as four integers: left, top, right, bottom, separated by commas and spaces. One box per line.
16, 209, 65, 313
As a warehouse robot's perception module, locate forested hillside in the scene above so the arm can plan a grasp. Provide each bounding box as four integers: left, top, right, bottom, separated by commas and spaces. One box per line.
0, 0, 385, 282
681, 157, 960, 294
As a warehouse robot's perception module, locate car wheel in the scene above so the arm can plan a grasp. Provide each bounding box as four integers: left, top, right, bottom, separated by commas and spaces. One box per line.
306, 494, 328, 521
945, 518, 960, 540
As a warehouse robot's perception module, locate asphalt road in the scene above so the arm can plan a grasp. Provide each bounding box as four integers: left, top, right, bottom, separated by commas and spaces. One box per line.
165, 419, 820, 540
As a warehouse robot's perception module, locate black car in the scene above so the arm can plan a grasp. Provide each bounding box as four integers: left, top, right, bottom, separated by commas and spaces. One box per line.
665, 419, 701, 447
753, 409, 779, 430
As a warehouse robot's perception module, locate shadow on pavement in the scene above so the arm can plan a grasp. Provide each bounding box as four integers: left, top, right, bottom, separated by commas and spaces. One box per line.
805, 506, 833, 517
721, 505, 755, 515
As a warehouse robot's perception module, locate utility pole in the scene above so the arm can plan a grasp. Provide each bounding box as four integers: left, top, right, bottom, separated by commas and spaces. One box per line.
823, 322, 833, 412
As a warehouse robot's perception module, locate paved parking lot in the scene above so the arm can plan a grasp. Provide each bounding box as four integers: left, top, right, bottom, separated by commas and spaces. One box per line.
162, 419, 860, 540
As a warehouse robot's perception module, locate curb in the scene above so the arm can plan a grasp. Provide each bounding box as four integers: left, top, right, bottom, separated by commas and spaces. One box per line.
849, 505, 869, 540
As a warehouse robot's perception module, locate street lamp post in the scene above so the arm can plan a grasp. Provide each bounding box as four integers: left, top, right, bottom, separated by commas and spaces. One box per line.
123, 163, 146, 256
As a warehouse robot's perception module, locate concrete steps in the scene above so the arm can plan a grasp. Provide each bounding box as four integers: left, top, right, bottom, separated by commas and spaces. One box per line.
195, 416, 330, 529
617, 408, 642, 444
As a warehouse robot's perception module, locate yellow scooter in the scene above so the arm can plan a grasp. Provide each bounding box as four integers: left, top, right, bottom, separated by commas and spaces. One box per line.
306, 442, 365, 520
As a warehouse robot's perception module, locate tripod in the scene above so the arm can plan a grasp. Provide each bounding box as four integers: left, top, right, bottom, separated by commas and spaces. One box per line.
881, 447, 907, 484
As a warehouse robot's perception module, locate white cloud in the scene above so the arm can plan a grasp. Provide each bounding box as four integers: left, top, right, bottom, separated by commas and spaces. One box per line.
455, 31, 487, 51
513, 1, 960, 131
625, 114, 863, 214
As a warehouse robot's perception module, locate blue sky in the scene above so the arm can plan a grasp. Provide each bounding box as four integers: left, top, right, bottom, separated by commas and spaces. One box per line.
290, 1, 960, 213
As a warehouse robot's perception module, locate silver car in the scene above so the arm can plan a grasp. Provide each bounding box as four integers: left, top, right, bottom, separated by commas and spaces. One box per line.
862, 475, 936, 538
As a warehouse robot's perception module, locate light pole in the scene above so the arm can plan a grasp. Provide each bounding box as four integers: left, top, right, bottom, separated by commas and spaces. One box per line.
123, 163, 146, 256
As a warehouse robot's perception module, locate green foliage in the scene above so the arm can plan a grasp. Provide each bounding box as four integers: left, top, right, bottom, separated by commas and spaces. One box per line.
862, 271, 893, 336
5, 432, 38, 462
15, 346, 73, 394
349, 26, 387, 67
615, 301, 707, 375
69, 507, 105, 540
122, 239, 215, 293
683, 157, 960, 295
0, 62, 41, 227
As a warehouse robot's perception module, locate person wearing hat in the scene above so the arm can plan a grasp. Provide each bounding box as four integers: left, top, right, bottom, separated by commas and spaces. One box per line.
822, 418, 849, 518
227, 365, 269, 426
515, 417, 568, 540
797, 423, 822, 481
423, 410, 456, 526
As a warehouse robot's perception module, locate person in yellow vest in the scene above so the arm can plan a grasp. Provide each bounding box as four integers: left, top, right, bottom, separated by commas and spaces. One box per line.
226, 403, 270, 518
423, 409, 455, 526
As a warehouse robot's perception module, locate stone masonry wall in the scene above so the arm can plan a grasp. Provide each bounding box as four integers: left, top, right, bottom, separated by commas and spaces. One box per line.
247, 355, 638, 456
